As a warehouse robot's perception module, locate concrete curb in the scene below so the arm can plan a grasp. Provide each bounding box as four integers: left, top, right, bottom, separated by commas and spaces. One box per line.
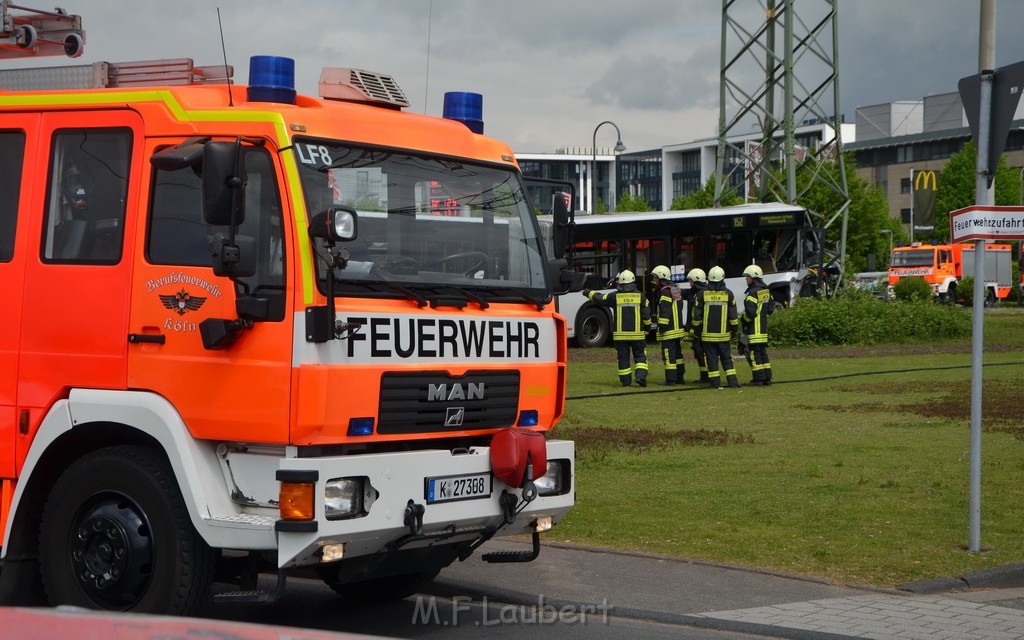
899, 562, 1024, 594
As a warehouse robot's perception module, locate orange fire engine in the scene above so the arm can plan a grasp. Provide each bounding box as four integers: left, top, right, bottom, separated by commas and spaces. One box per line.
888, 242, 1013, 303
0, 38, 578, 613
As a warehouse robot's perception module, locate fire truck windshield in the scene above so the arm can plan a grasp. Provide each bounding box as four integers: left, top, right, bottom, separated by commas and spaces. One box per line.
295, 140, 549, 301
891, 249, 935, 267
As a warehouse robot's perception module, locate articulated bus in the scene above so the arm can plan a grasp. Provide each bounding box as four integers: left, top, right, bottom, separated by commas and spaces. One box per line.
543, 203, 826, 347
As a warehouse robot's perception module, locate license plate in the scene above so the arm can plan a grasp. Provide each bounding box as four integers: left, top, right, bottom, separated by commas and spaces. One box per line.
426, 472, 492, 504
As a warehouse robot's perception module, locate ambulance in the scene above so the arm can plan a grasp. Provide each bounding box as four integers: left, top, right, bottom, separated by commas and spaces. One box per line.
0, 50, 577, 614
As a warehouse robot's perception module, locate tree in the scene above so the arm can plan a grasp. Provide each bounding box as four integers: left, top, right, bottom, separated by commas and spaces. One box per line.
932, 141, 1021, 241
793, 153, 898, 273
669, 177, 741, 210
614, 193, 653, 212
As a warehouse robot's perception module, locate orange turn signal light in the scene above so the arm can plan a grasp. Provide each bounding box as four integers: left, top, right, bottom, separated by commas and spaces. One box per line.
279, 482, 315, 520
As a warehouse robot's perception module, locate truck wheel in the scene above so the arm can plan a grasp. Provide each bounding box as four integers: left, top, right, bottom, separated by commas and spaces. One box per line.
941, 283, 957, 305
984, 288, 996, 308
323, 569, 440, 602
38, 445, 214, 615
575, 307, 610, 348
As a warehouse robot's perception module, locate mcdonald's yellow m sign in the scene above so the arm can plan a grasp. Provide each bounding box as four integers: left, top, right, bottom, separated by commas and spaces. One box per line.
914, 170, 938, 191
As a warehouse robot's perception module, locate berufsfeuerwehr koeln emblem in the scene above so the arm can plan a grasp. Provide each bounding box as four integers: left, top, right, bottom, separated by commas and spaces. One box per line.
159, 289, 207, 315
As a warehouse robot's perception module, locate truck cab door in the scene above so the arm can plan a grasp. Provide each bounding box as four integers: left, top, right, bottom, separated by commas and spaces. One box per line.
127, 140, 293, 443
0, 116, 34, 479
18, 113, 141, 466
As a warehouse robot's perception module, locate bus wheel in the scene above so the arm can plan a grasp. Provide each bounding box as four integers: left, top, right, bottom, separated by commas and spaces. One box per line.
576, 307, 609, 348
322, 569, 440, 602
39, 445, 214, 615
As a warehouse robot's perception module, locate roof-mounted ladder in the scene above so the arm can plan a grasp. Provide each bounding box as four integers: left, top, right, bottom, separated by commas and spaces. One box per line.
1, 1, 85, 59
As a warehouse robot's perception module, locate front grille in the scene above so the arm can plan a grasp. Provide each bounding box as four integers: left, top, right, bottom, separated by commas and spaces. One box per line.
378, 371, 519, 434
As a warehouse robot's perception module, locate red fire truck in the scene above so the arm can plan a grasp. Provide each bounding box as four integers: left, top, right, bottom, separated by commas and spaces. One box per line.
888, 242, 1014, 304
0, 15, 577, 614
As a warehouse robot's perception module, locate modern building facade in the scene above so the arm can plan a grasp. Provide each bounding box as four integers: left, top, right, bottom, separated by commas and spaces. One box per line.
517, 146, 662, 213
847, 91, 1024, 233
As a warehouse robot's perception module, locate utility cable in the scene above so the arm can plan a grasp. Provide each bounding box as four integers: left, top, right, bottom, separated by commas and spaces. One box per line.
566, 360, 1023, 401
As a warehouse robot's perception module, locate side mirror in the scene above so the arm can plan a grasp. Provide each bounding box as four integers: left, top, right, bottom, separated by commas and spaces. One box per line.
203, 140, 246, 226
211, 234, 257, 278
550, 191, 572, 260
309, 206, 358, 242
547, 258, 587, 295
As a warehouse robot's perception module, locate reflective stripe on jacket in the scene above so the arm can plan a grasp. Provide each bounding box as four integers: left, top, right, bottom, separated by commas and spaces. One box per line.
588, 285, 651, 341
693, 281, 737, 342
742, 280, 771, 344
656, 283, 685, 340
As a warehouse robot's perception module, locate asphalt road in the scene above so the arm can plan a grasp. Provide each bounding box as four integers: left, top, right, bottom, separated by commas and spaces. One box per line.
187, 537, 863, 639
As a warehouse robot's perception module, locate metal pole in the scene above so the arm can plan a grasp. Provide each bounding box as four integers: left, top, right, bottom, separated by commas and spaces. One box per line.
592, 121, 625, 214
969, 0, 996, 554
910, 168, 915, 244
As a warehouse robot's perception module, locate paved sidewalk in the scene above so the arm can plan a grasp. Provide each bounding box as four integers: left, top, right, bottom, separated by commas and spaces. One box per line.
684, 591, 1024, 640
433, 539, 1024, 639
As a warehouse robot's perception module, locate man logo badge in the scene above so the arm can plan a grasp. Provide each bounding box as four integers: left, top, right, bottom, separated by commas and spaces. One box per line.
445, 407, 465, 427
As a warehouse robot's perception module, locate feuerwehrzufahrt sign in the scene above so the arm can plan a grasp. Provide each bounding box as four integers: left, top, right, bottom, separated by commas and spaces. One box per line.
949, 205, 1024, 242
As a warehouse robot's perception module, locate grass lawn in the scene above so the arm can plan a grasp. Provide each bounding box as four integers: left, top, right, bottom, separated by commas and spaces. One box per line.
551, 307, 1024, 588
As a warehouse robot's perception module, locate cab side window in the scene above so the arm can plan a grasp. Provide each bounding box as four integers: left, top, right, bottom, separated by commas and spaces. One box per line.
41, 129, 131, 264
0, 131, 26, 262
148, 146, 286, 321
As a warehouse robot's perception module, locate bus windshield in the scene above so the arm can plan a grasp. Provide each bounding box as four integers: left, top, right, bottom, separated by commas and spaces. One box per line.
295, 140, 548, 301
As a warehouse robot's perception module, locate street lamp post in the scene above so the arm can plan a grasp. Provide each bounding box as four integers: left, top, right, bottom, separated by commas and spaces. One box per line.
592, 121, 626, 213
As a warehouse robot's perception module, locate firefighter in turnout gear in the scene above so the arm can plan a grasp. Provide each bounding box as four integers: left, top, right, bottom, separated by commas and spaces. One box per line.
651, 265, 685, 385
740, 264, 773, 386
583, 270, 651, 387
692, 266, 740, 388
681, 267, 709, 383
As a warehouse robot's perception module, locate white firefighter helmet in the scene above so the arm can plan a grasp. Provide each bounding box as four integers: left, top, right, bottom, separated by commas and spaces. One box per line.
708, 266, 726, 282
743, 264, 764, 279
687, 268, 707, 283
651, 265, 672, 281
617, 269, 636, 284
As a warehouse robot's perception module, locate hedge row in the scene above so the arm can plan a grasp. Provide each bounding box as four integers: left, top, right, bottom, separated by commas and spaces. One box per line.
770, 288, 972, 347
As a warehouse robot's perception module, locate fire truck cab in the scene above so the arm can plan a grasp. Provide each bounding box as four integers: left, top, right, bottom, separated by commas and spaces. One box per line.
0, 55, 576, 614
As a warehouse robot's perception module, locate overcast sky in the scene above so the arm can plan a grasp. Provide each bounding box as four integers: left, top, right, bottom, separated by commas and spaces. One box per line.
22, 1, 1024, 153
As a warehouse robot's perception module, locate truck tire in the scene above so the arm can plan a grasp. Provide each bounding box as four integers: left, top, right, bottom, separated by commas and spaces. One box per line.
940, 283, 956, 305
38, 445, 214, 614
575, 307, 610, 348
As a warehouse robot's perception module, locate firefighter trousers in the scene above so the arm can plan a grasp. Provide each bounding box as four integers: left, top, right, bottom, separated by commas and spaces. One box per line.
659, 338, 683, 384
690, 339, 708, 382
615, 339, 648, 387
702, 340, 738, 388
744, 342, 772, 384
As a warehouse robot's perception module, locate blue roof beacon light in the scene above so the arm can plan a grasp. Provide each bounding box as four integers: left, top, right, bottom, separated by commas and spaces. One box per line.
248, 55, 296, 105
443, 91, 484, 134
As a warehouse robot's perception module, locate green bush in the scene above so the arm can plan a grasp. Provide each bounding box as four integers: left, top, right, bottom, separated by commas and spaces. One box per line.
770, 287, 972, 347
955, 275, 973, 305
892, 276, 933, 302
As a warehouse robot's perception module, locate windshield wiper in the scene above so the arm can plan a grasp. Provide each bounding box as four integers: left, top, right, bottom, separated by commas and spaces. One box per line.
448, 287, 490, 310
470, 286, 548, 310
340, 280, 429, 307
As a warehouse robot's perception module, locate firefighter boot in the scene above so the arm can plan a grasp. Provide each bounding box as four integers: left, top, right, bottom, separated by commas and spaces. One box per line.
727, 373, 740, 388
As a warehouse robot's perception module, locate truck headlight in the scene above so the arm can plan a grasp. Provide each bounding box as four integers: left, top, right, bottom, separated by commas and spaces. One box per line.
534, 460, 570, 496
325, 477, 365, 520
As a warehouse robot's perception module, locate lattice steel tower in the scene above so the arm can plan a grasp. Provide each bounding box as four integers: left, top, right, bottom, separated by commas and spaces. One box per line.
715, 0, 850, 275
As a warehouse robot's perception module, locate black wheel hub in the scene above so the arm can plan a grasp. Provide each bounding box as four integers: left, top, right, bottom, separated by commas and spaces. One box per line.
69, 497, 153, 609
